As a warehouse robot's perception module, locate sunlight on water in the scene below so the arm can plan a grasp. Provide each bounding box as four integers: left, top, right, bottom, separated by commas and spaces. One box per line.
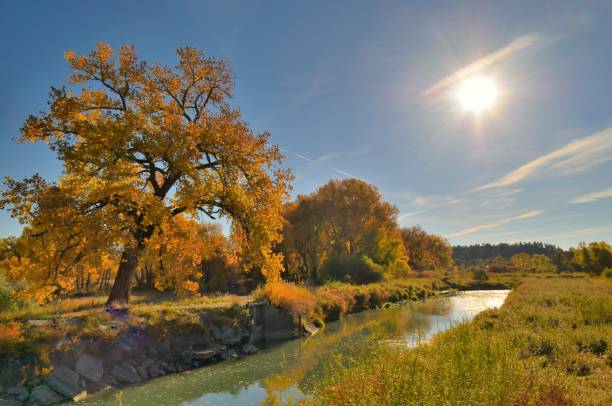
80, 290, 509, 406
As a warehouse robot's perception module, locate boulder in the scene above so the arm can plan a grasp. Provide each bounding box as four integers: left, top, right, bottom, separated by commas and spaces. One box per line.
141, 358, 156, 370
111, 363, 141, 385
47, 366, 87, 401
82, 380, 112, 394
136, 365, 149, 380
6, 386, 27, 398
241, 344, 259, 355
180, 349, 216, 365
147, 364, 165, 378
0, 397, 22, 405
75, 353, 104, 383
28, 385, 64, 405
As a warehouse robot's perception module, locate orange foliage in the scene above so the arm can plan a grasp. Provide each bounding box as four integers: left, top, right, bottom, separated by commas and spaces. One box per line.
255, 281, 316, 319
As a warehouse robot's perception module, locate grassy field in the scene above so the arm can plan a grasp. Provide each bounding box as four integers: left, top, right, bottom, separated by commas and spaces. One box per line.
308, 275, 611, 405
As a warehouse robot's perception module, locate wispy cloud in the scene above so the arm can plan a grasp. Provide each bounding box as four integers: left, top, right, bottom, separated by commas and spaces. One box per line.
289, 147, 369, 165
568, 186, 612, 204
310, 147, 370, 164
475, 128, 612, 191
542, 226, 612, 240
393, 191, 464, 209
422, 34, 553, 97
283, 148, 369, 181
447, 210, 544, 238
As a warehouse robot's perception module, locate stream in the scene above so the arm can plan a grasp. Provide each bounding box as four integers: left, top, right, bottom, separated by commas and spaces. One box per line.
79, 290, 510, 405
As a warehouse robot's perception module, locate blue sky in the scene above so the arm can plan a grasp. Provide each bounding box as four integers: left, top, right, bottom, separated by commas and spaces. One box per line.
1, 1, 611, 248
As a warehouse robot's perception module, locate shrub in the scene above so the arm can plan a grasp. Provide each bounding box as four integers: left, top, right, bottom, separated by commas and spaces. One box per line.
321, 255, 384, 284
487, 263, 512, 273
0, 273, 24, 312
472, 268, 489, 281
255, 281, 316, 320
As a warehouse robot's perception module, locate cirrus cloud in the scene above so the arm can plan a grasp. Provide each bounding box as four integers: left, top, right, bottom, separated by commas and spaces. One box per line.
475, 127, 612, 191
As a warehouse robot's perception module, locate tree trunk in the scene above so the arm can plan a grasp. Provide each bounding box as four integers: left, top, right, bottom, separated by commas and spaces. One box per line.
106, 245, 142, 305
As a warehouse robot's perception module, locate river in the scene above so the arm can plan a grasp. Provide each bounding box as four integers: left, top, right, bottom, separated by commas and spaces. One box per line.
79, 290, 510, 406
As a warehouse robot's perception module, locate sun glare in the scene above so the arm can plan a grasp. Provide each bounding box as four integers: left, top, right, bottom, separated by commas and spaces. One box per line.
458, 76, 498, 113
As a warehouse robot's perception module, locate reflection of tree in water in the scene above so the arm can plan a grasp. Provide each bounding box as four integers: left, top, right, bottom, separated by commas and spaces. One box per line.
260, 301, 447, 403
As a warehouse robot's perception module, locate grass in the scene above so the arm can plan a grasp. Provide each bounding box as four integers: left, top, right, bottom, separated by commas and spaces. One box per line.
255, 279, 436, 326
0, 290, 251, 323
0, 289, 252, 365
307, 276, 612, 405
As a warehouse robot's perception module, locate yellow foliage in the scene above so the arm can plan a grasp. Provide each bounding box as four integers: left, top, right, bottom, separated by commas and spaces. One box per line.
255, 281, 316, 319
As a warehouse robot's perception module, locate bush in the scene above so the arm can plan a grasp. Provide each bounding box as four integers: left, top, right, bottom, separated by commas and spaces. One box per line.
0, 273, 24, 312
255, 281, 316, 320
472, 268, 489, 281
321, 255, 384, 284
487, 264, 512, 273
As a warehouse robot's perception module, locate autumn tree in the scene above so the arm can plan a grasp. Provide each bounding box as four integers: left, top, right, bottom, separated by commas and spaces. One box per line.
510, 252, 531, 270
0, 175, 122, 302
569, 241, 612, 275
138, 216, 228, 295
400, 226, 452, 271
1, 44, 290, 305
280, 178, 408, 283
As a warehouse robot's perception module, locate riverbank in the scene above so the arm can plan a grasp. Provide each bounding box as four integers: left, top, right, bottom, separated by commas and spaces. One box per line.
0, 275, 515, 404
309, 275, 612, 405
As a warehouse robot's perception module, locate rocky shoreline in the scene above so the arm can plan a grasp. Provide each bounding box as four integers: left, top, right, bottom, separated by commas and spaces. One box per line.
0, 303, 306, 405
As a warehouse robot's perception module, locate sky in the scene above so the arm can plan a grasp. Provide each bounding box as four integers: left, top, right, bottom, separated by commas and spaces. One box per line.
1, 0, 611, 248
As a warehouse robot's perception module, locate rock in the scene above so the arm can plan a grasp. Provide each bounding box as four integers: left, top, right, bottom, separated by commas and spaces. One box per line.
210, 325, 223, 341
27, 320, 53, 327
103, 375, 118, 387
47, 365, 87, 401
28, 385, 64, 405
6, 387, 27, 398
111, 363, 141, 384
302, 321, 319, 337
82, 381, 112, 394
241, 344, 259, 355
75, 353, 104, 383
159, 362, 175, 373
16, 390, 29, 402
136, 365, 149, 380
228, 349, 238, 359
141, 358, 155, 370
147, 364, 165, 378
0, 397, 22, 405
180, 350, 216, 365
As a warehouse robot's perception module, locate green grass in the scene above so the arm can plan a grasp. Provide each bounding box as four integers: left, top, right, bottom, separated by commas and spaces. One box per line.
309, 276, 612, 405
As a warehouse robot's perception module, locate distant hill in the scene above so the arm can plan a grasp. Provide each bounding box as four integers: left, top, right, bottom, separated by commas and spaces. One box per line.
453, 242, 561, 264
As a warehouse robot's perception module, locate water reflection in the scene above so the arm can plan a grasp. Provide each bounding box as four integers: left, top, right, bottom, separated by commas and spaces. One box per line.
80, 290, 509, 406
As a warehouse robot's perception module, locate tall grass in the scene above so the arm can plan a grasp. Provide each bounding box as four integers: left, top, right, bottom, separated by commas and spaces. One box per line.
309, 277, 612, 405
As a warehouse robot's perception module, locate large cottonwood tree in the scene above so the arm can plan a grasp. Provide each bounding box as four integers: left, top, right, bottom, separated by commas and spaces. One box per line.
2, 44, 290, 304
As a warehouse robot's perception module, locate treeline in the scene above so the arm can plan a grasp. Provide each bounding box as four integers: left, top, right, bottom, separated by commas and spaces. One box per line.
460, 242, 612, 278
0, 178, 456, 309
453, 242, 561, 264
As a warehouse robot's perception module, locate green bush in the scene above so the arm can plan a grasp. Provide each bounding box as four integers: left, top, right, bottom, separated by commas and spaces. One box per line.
472, 268, 489, 281
321, 255, 384, 284
0, 273, 23, 313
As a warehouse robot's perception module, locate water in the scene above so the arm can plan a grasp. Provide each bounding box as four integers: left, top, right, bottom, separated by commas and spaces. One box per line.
79, 290, 509, 406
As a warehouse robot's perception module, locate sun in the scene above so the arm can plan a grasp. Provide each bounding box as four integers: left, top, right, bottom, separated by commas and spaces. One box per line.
457, 76, 498, 113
